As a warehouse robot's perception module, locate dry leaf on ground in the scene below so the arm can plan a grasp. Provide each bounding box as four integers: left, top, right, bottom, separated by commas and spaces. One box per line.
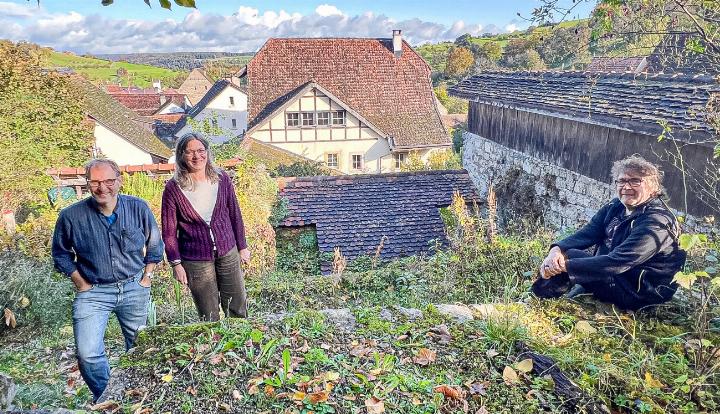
308, 390, 330, 404
413, 348, 437, 366
503, 366, 519, 385
3, 308, 16, 328
433, 384, 464, 400
365, 396, 385, 413
516, 358, 533, 373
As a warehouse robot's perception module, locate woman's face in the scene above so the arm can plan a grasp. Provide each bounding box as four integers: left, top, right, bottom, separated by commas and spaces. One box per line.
616, 170, 655, 209
183, 139, 208, 173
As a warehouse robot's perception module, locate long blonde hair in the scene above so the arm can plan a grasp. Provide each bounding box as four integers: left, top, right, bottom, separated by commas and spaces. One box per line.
173, 132, 220, 190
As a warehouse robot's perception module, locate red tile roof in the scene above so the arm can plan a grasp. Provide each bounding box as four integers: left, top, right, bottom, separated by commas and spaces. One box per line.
246, 38, 450, 149
105, 86, 187, 116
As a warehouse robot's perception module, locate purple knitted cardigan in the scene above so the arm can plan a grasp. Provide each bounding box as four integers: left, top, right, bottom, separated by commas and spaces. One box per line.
161, 171, 247, 262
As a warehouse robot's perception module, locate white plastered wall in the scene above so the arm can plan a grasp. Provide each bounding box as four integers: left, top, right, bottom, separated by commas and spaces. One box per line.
94, 122, 153, 166
177, 86, 249, 143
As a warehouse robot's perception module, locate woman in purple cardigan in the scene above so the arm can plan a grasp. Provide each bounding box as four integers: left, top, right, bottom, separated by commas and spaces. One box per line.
161, 133, 250, 321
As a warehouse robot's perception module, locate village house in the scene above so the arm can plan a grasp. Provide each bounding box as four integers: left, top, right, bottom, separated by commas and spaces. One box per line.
173, 79, 249, 143
72, 76, 173, 165
449, 70, 719, 224
586, 56, 649, 73
104, 82, 189, 117
241, 31, 451, 174
178, 68, 215, 106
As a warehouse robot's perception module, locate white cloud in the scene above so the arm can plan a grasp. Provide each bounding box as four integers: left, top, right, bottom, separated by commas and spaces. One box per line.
0, 1, 37, 18
1, 7, 490, 54
504, 23, 518, 32
315, 4, 344, 17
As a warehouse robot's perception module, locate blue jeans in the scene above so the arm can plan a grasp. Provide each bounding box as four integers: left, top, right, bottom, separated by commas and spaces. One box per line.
72, 270, 150, 400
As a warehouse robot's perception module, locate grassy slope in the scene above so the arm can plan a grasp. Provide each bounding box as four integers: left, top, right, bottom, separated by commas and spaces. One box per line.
46, 51, 183, 88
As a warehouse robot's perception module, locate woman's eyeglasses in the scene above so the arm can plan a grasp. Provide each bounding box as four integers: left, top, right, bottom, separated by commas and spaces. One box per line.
184, 149, 207, 156
615, 178, 643, 187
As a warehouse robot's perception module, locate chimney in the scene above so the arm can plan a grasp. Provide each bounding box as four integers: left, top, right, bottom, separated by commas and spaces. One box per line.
152, 80, 162, 93
392, 29, 403, 58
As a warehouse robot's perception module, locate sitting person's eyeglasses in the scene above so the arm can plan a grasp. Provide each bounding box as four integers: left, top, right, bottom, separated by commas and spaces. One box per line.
184, 149, 207, 156
88, 178, 118, 188
615, 178, 643, 187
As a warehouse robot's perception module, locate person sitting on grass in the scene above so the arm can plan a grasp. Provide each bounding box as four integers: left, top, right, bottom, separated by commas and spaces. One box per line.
532, 155, 686, 311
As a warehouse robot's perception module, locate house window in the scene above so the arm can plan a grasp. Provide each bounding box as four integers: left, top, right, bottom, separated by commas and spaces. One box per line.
332, 110, 346, 125
394, 152, 407, 169
286, 112, 299, 127
302, 112, 315, 126
351, 154, 363, 170
229, 96, 235, 106
231, 119, 237, 129
211, 119, 218, 128
317, 111, 330, 126
326, 153, 339, 168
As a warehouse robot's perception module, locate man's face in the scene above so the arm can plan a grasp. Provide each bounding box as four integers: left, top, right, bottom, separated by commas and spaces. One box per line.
616, 171, 653, 208
88, 164, 121, 208
183, 139, 208, 172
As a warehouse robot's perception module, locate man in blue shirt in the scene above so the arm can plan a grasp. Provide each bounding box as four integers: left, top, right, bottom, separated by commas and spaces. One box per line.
52, 159, 164, 401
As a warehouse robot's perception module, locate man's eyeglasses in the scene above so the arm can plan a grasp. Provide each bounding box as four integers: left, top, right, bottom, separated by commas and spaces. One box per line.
88, 178, 118, 188
184, 148, 207, 156
615, 178, 643, 187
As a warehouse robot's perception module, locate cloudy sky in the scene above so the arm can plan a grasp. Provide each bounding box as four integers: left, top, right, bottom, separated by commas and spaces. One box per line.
0, 0, 594, 54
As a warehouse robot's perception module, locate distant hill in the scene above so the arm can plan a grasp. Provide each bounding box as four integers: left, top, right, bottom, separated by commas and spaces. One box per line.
46, 50, 184, 88
95, 52, 254, 71
416, 19, 588, 73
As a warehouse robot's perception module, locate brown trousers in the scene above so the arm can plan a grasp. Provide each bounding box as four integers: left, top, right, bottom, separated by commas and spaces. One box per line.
183, 247, 248, 321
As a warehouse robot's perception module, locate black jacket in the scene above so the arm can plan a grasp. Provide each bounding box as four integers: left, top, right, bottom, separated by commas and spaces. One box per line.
554, 197, 686, 302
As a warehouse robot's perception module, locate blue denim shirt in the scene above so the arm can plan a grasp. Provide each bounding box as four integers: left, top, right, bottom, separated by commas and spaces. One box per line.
52, 195, 164, 284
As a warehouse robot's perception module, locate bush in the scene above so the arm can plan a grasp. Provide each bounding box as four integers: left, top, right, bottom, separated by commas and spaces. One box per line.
0, 252, 72, 334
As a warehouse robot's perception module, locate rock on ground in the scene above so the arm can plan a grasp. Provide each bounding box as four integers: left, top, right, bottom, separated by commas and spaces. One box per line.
0, 372, 16, 410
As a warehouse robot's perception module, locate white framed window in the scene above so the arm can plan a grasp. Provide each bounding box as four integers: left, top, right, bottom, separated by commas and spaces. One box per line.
351, 153, 363, 170
326, 153, 339, 168
394, 152, 407, 169
332, 110, 346, 125
302, 112, 315, 126
286, 112, 299, 127
231, 119, 237, 129
317, 111, 331, 126
229, 96, 235, 106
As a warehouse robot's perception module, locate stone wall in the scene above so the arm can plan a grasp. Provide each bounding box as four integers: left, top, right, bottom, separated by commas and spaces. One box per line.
462, 131, 715, 233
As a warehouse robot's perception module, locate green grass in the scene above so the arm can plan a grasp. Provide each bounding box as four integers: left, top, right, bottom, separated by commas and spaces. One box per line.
46, 51, 184, 88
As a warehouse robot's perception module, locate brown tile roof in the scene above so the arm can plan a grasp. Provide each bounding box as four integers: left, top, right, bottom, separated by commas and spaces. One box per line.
587, 56, 648, 73
105, 85, 187, 116
246, 37, 450, 149
70, 76, 173, 159
278, 170, 480, 265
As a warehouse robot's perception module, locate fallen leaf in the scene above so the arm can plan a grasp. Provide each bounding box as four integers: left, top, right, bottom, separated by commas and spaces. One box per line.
291, 390, 306, 401
433, 384, 463, 400
602, 353, 611, 362
324, 371, 340, 382
503, 366, 519, 385
365, 396, 385, 414
248, 384, 259, 395
185, 386, 197, 396
413, 348, 437, 366
3, 308, 16, 328
467, 382, 487, 396
516, 358, 533, 373
575, 320, 597, 334
343, 394, 357, 401
308, 390, 329, 404
219, 402, 231, 411
19, 296, 30, 308
161, 374, 173, 383
142, 347, 159, 355
476, 407, 489, 414
485, 349, 499, 358
232, 389, 242, 400
645, 372, 664, 389
209, 353, 224, 365
90, 400, 120, 411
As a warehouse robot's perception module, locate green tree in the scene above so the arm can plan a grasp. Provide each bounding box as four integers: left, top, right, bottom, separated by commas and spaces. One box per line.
445, 47, 475, 78
0, 41, 92, 212
478, 42, 503, 62
537, 23, 591, 68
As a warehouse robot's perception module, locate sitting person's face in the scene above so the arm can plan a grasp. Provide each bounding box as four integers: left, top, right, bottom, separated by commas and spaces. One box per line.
616, 170, 653, 209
